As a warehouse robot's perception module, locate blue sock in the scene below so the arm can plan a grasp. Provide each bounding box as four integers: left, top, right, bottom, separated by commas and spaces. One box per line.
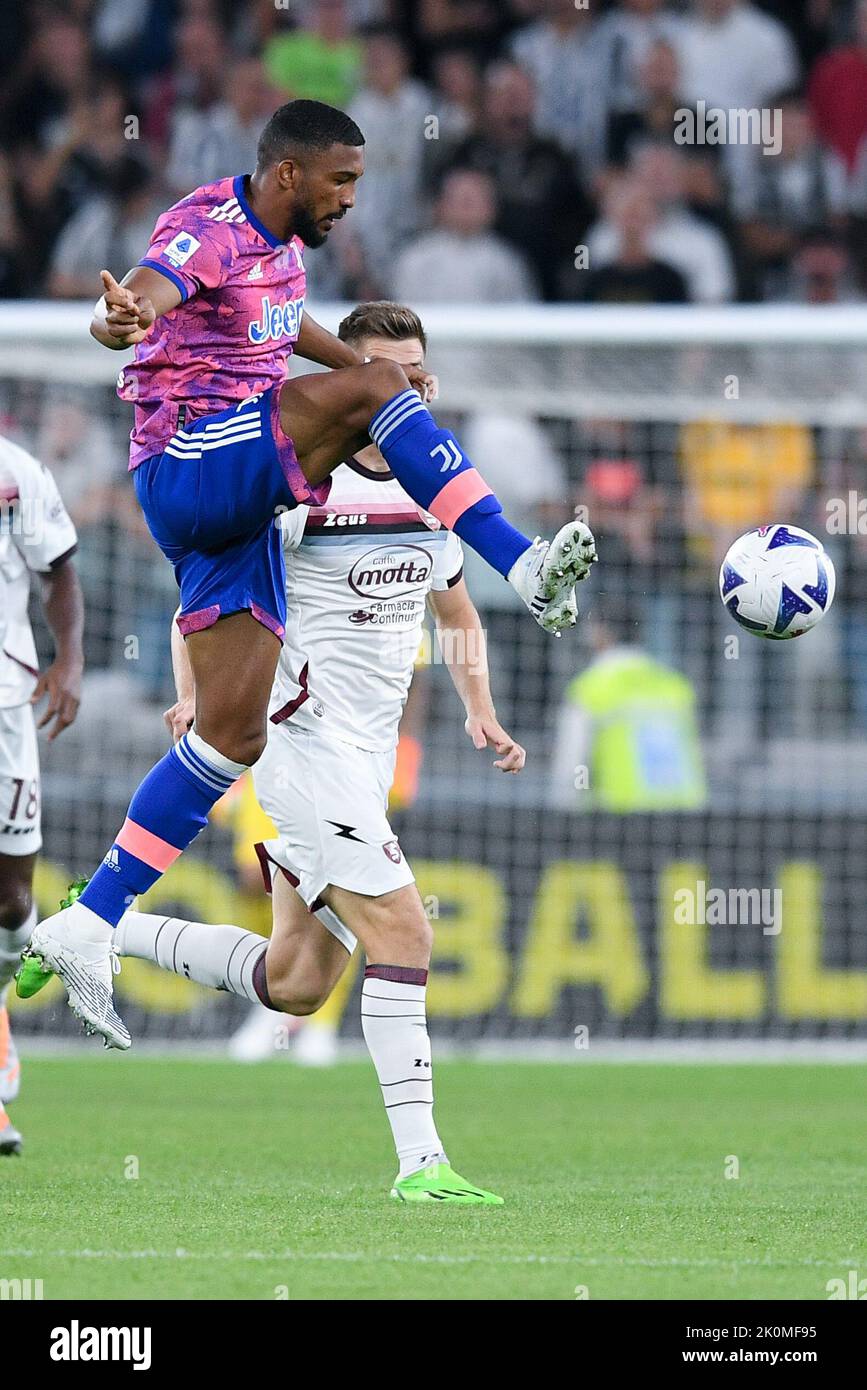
369, 390, 531, 578
80, 732, 246, 927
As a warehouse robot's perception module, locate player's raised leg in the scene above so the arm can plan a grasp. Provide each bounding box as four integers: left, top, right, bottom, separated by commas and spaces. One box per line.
114, 866, 354, 1027
277, 361, 597, 634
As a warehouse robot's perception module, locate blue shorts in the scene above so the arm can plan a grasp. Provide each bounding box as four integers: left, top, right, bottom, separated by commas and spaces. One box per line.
133, 387, 330, 639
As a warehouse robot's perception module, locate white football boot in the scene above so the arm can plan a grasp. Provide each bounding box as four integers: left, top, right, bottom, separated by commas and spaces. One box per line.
25, 903, 130, 1050
509, 520, 598, 633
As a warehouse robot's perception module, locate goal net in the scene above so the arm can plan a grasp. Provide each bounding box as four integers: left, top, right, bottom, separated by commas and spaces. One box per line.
4, 302, 867, 1050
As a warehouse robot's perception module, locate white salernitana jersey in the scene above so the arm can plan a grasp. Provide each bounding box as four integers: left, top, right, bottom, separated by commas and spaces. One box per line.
271, 459, 463, 752
0, 435, 78, 708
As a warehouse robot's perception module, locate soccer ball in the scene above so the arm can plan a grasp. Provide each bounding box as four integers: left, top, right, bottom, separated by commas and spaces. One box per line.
719, 524, 836, 640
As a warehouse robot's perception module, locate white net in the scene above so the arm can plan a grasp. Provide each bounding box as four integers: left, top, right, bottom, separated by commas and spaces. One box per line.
5, 302, 867, 1046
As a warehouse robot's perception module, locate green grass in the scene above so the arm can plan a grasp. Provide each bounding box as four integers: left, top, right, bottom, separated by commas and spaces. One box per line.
1, 1058, 864, 1300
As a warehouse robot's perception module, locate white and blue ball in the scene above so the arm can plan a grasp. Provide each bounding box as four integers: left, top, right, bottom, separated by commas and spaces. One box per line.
719, 524, 835, 640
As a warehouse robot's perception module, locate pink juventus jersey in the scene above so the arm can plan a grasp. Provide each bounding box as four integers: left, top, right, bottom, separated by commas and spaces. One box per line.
118, 175, 306, 470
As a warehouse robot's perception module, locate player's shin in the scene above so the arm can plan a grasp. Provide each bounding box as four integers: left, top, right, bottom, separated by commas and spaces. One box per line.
360, 964, 445, 1177
79, 731, 248, 929
0, 907, 35, 994
114, 912, 267, 1001
369, 391, 530, 577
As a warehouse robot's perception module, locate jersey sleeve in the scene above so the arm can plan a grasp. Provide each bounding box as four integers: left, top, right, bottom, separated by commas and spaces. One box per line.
10, 454, 77, 573
138, 204, 231, 303
279, 506, 308, 554
430, 532, 464, 591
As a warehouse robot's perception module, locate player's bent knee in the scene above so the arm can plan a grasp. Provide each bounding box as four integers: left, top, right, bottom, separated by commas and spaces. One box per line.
199, 723, 267, 767
363, 357, 409, 408
268, 982, 329, 1016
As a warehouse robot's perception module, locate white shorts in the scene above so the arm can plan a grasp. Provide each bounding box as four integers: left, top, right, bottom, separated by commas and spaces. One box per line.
0, 703, 42, 857
252, 723, 415, 912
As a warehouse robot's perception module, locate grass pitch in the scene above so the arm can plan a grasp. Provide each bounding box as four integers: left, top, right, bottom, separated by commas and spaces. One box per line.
1, 1058, 864, 1301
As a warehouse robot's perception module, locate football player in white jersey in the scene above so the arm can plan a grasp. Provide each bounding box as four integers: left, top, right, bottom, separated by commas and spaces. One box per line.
114, 303, 527, 1203
0, 435, 83, 1153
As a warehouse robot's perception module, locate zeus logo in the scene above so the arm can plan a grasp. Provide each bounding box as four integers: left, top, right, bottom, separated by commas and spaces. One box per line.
248, 296, 305, 345
431, 440, 463, 472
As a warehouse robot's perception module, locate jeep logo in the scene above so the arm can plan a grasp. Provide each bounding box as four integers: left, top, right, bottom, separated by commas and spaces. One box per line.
248, 295, 305, 345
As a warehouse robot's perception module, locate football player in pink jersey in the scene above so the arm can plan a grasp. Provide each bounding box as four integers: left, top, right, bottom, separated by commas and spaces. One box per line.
20, 100, 596, 1050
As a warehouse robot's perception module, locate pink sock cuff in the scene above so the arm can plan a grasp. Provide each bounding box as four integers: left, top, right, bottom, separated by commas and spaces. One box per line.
428, 470, 493, 529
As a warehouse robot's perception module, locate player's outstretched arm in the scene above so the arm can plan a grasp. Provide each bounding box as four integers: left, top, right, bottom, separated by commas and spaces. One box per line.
295, 311, 364, 369
429, 579, 526, 774
90, 268, 181, 350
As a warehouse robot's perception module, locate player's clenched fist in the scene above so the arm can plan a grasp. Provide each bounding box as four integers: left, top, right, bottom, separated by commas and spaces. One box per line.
98, 269, 157, 346
163, 695, 195, 744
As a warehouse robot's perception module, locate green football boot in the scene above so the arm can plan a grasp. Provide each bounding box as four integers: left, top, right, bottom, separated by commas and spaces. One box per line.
15, 877, 89, 999
391, 1161, 504, 1205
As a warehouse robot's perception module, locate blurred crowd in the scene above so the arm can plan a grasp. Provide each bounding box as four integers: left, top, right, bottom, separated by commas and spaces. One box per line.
2, 0, 867, 305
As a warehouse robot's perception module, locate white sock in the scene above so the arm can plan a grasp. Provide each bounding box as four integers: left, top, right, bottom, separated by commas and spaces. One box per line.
506, 539, 538, 597
0, 906, 37, 994
361, 966, 445, 1177
115, 911, 267, 1003
65, 899, 114, 944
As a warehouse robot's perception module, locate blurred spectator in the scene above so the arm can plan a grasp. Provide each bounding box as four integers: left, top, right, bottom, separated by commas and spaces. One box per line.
2, 14, 92, 152
672, 0, 800, 113
166, 57, 279, 193
0, 154, 24, 298
509, 0, 603, 175
760, 0, 841, 69
438, 62, 592, 300
392, 168, 537, 302
92, 0, 176, 80
47, 157, 163, 300
415, 0, 514, 63
576, 179, 688, 303
142, 13, 226, 152
427, 46, 484, 148
592, 0, 685, 133
607, 38, 686, 167
263, 0, 362, 107
808, 0, 867, 173
32, 393, 120, 525
550, 595, 707, 812
587, 147, 736, 303
13, 74, 145, 287
348, 27, 431, 290
733, 88, 847, 298
775, 227, 863, 305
